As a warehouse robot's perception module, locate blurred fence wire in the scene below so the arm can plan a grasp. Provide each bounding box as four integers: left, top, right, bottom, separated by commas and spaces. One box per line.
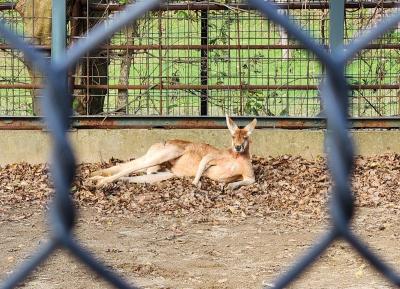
1, 0, 400, 288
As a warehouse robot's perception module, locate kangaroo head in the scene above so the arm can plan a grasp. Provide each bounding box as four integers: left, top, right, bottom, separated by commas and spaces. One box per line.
226, 115, 257, 154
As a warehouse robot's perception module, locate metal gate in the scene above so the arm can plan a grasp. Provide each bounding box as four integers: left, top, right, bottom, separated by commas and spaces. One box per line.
1, 0, 400, 288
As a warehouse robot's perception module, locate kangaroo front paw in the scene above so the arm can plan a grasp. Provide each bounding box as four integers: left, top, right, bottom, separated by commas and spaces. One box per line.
91, 166, 117, 177
91, 169, 105, 177
89, 175, 103, 181
88, 176, 110, 187
87, 175, 103, 186
225, 182, 238, 190
192, 180, 202, 188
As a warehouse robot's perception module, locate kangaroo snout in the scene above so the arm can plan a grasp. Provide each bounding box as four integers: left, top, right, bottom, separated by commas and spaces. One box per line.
235, 145, 243, 152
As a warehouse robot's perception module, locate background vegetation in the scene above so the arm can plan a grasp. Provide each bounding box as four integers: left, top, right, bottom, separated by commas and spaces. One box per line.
0, 0, 399, 117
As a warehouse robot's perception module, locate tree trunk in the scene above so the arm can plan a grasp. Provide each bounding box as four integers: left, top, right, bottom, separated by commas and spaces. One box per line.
116, 21, 139, 114
15, 0, 52, 115
14, 0, 74, 115
74, 0, 110, 115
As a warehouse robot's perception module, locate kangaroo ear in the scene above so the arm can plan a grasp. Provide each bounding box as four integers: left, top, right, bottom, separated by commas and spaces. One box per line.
244, 118, 257, 136
226, 115, 238, 135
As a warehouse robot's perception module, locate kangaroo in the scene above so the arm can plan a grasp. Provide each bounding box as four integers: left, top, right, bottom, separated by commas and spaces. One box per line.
90, 116, 257, 190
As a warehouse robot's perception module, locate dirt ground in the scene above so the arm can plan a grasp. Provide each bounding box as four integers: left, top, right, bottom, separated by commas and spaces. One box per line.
1, 155, 400, 288
1, 206, 399, 289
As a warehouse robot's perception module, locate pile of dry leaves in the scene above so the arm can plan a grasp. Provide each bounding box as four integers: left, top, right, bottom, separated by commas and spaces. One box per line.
1, 154, 400, 219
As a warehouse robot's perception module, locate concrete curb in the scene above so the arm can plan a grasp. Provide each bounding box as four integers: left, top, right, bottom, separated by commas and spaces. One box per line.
1, 129, 398, 164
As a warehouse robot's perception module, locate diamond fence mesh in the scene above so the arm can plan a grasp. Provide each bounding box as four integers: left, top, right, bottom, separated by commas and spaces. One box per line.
1, 0, 400, 289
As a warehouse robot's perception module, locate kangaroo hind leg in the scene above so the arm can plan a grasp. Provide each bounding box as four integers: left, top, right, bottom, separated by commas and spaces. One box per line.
146, 165, 162, 175
120, 172, 175, 184
91, 163, 125, 177
93, 143, 184, 186
91, 143, 172, 178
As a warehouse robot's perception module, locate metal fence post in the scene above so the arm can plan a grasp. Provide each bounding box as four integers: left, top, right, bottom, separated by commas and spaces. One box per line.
52, 0, 68, 104
329, 0, 345, 98
328, 0, 346, 112
52, 0, 66, 60
329, 0, 345, 49
200, 9, 208, 116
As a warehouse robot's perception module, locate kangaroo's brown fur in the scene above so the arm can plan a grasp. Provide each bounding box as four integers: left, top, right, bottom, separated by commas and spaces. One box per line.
91, 116, 257, 190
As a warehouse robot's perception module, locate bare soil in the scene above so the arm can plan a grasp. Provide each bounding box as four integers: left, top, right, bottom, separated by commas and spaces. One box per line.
1, 155, 400, 288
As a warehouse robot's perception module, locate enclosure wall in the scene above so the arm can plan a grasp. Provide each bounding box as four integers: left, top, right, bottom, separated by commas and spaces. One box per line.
1, 129, 400, 164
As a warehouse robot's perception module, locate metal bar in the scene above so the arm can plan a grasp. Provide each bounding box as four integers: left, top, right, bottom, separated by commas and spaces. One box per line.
0, 2, 15, 11
344, 230, 400, 285
3, 116, 400, 130
2, 83, 399, 90
63, 238, 139, 289
236, 10, 244, 115
52, 0, 67, 59
69, 0, 81, 103
0, 84, 44, 89
3, 43, 400, 51
329, 0, 345, 50
329, 0, 345, 112
72, 84, 320, 90
158, 11, 163, 115
0, 44, 51, 51
272, 229, 337, 289
0, 241, 58, 289
200, 9, 208, 116
51, 0, 68, 116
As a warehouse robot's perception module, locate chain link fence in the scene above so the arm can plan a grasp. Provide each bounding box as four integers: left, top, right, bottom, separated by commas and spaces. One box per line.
1, 0, 400, 288
0, 0, 399, 117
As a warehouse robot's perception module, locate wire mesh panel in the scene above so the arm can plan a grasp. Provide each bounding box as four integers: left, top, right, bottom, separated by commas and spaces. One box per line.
71, 0, 328, 116
345, 2, 400, 117
1, 0, 399, 117
0, 2, 47, 116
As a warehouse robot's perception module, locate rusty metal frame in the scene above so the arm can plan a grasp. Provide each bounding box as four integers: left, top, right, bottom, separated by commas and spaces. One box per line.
1, 83, 398, 91
2, 43, 400, 50
0, 0, 400, 122
86, 1, 400, 11
1, 115, 400, 130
